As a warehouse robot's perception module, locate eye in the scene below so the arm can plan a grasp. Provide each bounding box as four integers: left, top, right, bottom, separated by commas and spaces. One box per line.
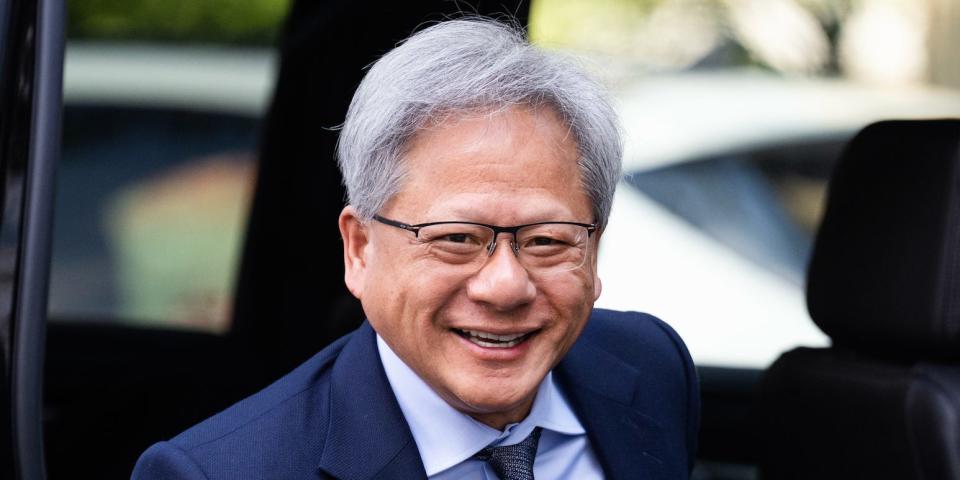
441, 233, 472, 243
521, 234, 573, 253
429, 231, 484, 247
417, 224, 490, 258
527, 236, 564, 247
421, 227, 488, 264
517, 224, 588, 258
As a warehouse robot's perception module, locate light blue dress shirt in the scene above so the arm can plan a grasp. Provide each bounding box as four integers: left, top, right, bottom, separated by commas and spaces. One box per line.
377, 335, 604, 479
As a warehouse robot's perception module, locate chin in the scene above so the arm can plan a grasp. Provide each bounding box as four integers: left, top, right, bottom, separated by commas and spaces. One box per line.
449, 375, 539, 419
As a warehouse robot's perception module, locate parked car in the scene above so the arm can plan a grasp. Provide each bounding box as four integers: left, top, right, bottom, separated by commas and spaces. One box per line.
54, 43, 274, 331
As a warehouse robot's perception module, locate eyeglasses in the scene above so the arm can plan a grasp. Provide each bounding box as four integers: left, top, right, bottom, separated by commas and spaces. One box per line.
373, 215, 597, 275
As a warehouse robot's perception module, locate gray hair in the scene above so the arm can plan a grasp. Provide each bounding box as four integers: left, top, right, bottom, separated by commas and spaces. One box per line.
337, 18, 622, 227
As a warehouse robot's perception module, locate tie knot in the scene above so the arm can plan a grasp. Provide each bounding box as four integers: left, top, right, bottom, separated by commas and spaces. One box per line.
474, 427, 542, 480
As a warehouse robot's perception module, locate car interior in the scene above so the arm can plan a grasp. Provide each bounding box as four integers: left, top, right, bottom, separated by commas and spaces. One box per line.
759, 119, 960, 479
1, 0, 959, 479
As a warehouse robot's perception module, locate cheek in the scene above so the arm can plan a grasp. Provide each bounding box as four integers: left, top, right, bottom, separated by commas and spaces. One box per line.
369, 260, 466, 326
542, 264, 597, 304
399, 263, 464, 304
541, 270, 596, 336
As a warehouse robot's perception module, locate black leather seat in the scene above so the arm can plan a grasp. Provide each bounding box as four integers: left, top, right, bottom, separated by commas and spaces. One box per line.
759, 119, 960, 479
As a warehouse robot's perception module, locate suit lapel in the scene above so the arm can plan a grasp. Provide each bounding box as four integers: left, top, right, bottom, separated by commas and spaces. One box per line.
556, 337, 670, 480
317, 323, 427, 480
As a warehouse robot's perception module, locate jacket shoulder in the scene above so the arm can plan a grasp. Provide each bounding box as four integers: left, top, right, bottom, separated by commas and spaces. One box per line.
584, 309, 694, 370
582, 308, 700, 469
132, 332, 353, 479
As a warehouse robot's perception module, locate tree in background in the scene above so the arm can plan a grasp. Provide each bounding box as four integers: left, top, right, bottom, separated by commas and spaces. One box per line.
68, 0, 290, 45
531, 0, 941, 86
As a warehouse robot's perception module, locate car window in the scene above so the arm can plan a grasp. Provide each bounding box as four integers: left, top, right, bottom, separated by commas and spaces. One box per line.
49, 1, 283, 333
530, 0, 960, 368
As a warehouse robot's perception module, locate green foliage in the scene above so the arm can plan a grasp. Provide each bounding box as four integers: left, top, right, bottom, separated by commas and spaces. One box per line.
68, 0, 291, 45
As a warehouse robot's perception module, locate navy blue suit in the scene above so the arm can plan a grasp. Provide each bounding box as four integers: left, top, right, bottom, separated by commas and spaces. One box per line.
132, 309, 699, 479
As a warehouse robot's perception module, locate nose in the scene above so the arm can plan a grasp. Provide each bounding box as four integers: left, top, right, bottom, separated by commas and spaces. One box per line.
466, 234, 536, 311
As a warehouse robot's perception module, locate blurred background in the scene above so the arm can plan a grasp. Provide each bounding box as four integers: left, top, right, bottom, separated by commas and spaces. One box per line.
51, 0, 960, 366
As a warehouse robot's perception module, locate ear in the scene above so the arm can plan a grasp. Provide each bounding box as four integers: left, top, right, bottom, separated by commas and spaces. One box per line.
339, 206, 370, 299
592, 229, 603, 301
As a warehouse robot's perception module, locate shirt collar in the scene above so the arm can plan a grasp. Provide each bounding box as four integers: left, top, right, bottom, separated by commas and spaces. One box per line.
376, 334, 585, 476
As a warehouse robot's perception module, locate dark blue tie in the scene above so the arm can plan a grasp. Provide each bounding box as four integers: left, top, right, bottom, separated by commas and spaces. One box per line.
474, 427, 542, 480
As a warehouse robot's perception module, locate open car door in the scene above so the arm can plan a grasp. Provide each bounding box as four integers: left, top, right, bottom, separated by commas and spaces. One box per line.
0, 0, 65, 477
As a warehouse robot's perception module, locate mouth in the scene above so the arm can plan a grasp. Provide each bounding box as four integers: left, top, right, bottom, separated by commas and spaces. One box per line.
451, 328, 540, 349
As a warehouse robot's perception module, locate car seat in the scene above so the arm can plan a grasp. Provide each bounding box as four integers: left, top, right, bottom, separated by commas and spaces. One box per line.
758, 119, 960, 479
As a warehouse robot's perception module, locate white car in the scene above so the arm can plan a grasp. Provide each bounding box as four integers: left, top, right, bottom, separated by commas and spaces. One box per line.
597, 70, 960, 368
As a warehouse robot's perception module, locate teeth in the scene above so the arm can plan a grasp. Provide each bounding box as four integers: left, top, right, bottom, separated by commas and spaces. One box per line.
469, 337, 523, 348
463, 329, 526, 342
456, 329, 533, 349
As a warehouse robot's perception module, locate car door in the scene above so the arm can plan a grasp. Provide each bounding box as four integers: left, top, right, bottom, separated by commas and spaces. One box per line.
0, 0, 64, 477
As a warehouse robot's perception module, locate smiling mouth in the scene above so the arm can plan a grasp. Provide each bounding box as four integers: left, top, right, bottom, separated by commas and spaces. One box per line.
451, 328, 539, 349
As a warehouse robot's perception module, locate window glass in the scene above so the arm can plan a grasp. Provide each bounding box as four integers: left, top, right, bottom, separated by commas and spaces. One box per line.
530, 0, 960, 367
50, 1, 284, 332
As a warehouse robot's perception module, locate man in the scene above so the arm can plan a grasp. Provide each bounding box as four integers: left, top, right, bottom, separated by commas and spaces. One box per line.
133, 18, 699, 480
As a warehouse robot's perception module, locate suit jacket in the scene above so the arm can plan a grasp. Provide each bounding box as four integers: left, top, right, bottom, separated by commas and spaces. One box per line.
132, 309, 700, 479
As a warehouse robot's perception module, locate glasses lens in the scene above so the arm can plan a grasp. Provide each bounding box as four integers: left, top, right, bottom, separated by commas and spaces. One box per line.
417, 223, 494, 266
515, 223, 590, 273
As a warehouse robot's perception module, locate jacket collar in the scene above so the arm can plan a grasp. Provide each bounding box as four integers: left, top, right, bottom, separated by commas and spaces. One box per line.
555, 335, 669, 480
317, 322, 427, 480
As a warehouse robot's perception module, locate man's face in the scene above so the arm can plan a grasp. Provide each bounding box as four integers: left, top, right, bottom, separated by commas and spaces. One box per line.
339, 105, 601, 428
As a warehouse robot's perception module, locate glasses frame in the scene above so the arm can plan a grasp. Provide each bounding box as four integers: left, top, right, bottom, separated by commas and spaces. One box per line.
372, 214, 597, 257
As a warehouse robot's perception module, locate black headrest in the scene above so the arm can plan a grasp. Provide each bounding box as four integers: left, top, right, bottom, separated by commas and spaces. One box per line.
807, 119, 960, 358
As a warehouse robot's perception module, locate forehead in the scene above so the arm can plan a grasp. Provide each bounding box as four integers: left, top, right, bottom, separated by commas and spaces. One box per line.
388, 105, 591, 223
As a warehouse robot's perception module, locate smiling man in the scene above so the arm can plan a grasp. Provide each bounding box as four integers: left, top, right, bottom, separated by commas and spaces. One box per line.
134, 18, 699, 480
